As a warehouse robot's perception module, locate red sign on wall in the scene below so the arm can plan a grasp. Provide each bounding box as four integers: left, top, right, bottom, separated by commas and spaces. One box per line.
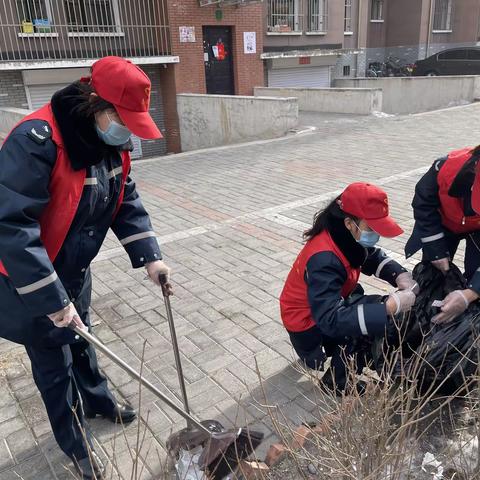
299, 57, 311, 65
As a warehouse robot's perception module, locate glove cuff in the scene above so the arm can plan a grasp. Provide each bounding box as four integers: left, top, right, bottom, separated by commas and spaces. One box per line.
453, 290, 469, 309
390, 292, 401, 316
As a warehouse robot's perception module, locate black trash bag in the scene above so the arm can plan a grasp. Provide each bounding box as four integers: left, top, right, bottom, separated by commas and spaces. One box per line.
399, 261, 480, 394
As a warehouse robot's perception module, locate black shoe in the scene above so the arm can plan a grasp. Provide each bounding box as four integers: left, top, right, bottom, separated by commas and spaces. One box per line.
85, 402, 137, 424
72, 451, 106, 480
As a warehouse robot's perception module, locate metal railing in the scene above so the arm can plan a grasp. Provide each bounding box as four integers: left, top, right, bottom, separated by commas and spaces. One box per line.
433, 0, 453, 31
267, 0, 328, 33
344, 0, 352, 32
0, 0, 170, 64
307, 0, 327, 33
267, 0, 304, 33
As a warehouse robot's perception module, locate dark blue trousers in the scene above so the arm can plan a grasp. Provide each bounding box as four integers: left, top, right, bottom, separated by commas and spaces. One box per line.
25, 335, 116, 460
24, 275, 116, 461
288, 292, 383, 389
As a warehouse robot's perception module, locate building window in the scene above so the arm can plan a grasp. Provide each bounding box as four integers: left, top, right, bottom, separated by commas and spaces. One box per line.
371, 0, 383, 21
308, 0, 328, 33
343, 65, 351, 76
433, 0, 453, 31
344, 0, 353, 32
64, 0, 121, 33
267, 0, 302, 33
16, 0, 53, 32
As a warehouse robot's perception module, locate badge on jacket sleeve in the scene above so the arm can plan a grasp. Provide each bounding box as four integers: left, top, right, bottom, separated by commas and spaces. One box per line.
27, 124, 52, 144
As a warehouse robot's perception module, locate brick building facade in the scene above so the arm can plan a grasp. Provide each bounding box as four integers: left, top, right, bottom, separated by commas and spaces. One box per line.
160, 0, 265, 153
0, 0, 264, 157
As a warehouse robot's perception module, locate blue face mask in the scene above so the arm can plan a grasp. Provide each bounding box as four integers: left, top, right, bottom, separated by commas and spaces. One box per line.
353, 221, 380, 248
96, 113, 132, 146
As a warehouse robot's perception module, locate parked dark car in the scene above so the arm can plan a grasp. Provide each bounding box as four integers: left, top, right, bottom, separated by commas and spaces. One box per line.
413, 47, 480, 76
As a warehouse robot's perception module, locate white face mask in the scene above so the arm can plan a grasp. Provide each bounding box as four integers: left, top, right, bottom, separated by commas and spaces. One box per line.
96, 112, 132, 146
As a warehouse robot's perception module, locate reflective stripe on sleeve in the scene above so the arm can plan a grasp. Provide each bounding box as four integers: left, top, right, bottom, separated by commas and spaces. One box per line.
375, 257, 393, 278
357, 304, 368, 336
120, 231, 156, 246
108, 166, 123, 179
421, 232, 445, 243
16, 272, 58, 295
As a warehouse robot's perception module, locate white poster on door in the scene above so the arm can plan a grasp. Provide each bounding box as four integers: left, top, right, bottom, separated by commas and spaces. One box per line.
243, 32, 256, 54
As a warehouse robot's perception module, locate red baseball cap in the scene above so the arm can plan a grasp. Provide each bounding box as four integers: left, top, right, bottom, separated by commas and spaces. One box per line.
339, 182, 403, 238
91, 56, 162, 140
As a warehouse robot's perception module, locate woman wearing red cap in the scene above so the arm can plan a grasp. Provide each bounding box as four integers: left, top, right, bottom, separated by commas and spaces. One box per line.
0, 56, 170, 479
406, 146, 480, 324
280, 182, 416, 391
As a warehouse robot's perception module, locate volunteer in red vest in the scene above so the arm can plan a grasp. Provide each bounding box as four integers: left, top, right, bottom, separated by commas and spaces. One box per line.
0, 57, 171, 479
405, 146, 480, 324
280, 183, 417, 391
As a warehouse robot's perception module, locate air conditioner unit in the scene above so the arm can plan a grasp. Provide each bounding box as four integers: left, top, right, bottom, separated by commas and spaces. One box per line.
199, 0, 262, 6
222, 0, 263, 4
198, 0, 222, 6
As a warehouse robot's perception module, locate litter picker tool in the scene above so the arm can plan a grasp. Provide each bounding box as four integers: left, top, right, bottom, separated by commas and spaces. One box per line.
70, 277, 263, 478
158, 274, 191, 423
157, 274, 264, 477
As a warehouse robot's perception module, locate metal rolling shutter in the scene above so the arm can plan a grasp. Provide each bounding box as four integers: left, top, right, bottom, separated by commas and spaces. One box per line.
268, 66, 331, 88
26, 84, 67, 109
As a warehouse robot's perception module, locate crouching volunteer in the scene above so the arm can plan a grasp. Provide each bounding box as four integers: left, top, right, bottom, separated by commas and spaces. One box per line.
280, 183, 417, 391
0, 56, 171, 479
406, 146, 480, 325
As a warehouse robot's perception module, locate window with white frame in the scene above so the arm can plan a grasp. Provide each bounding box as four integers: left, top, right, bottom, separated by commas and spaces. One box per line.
64, 0, 122, 33
344, 0, 352, 32
433, 0, 453, 31
267, 0, 302, 33
16, 0, 53, 32
371, 0, 383, 21
308, 0, 328, 33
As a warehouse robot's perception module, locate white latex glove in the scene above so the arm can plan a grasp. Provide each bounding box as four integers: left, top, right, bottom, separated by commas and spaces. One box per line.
432, 290, 471, 325
431, 258, 450, 274
47, 303, 85, 329
396, 272, 419, 295
386, 290, 416, 316
146, 260, 173, 295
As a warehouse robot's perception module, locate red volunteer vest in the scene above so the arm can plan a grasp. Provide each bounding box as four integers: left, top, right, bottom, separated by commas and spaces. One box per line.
280, 230, 361, 333
0, 104, 131, 276
438, 147, 480, 234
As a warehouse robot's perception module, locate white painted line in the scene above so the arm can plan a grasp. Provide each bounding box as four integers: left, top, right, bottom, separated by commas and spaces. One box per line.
94, 164, 429, 263
261, 213, 310, 230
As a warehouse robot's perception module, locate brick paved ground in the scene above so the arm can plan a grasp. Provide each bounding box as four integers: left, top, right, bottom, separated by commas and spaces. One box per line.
1, 104, 480, 479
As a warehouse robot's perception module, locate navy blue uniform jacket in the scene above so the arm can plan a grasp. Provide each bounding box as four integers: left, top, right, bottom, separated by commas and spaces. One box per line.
0, 83, 161, 345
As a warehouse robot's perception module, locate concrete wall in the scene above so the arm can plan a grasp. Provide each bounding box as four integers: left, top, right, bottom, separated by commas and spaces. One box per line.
254, 87, 382, 115
177, 94, 298, 151
0, 107, 31, 140
333, 76, 480, 114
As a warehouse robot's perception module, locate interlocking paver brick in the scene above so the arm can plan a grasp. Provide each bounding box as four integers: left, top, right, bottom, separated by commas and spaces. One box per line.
2, 105, 480, 477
